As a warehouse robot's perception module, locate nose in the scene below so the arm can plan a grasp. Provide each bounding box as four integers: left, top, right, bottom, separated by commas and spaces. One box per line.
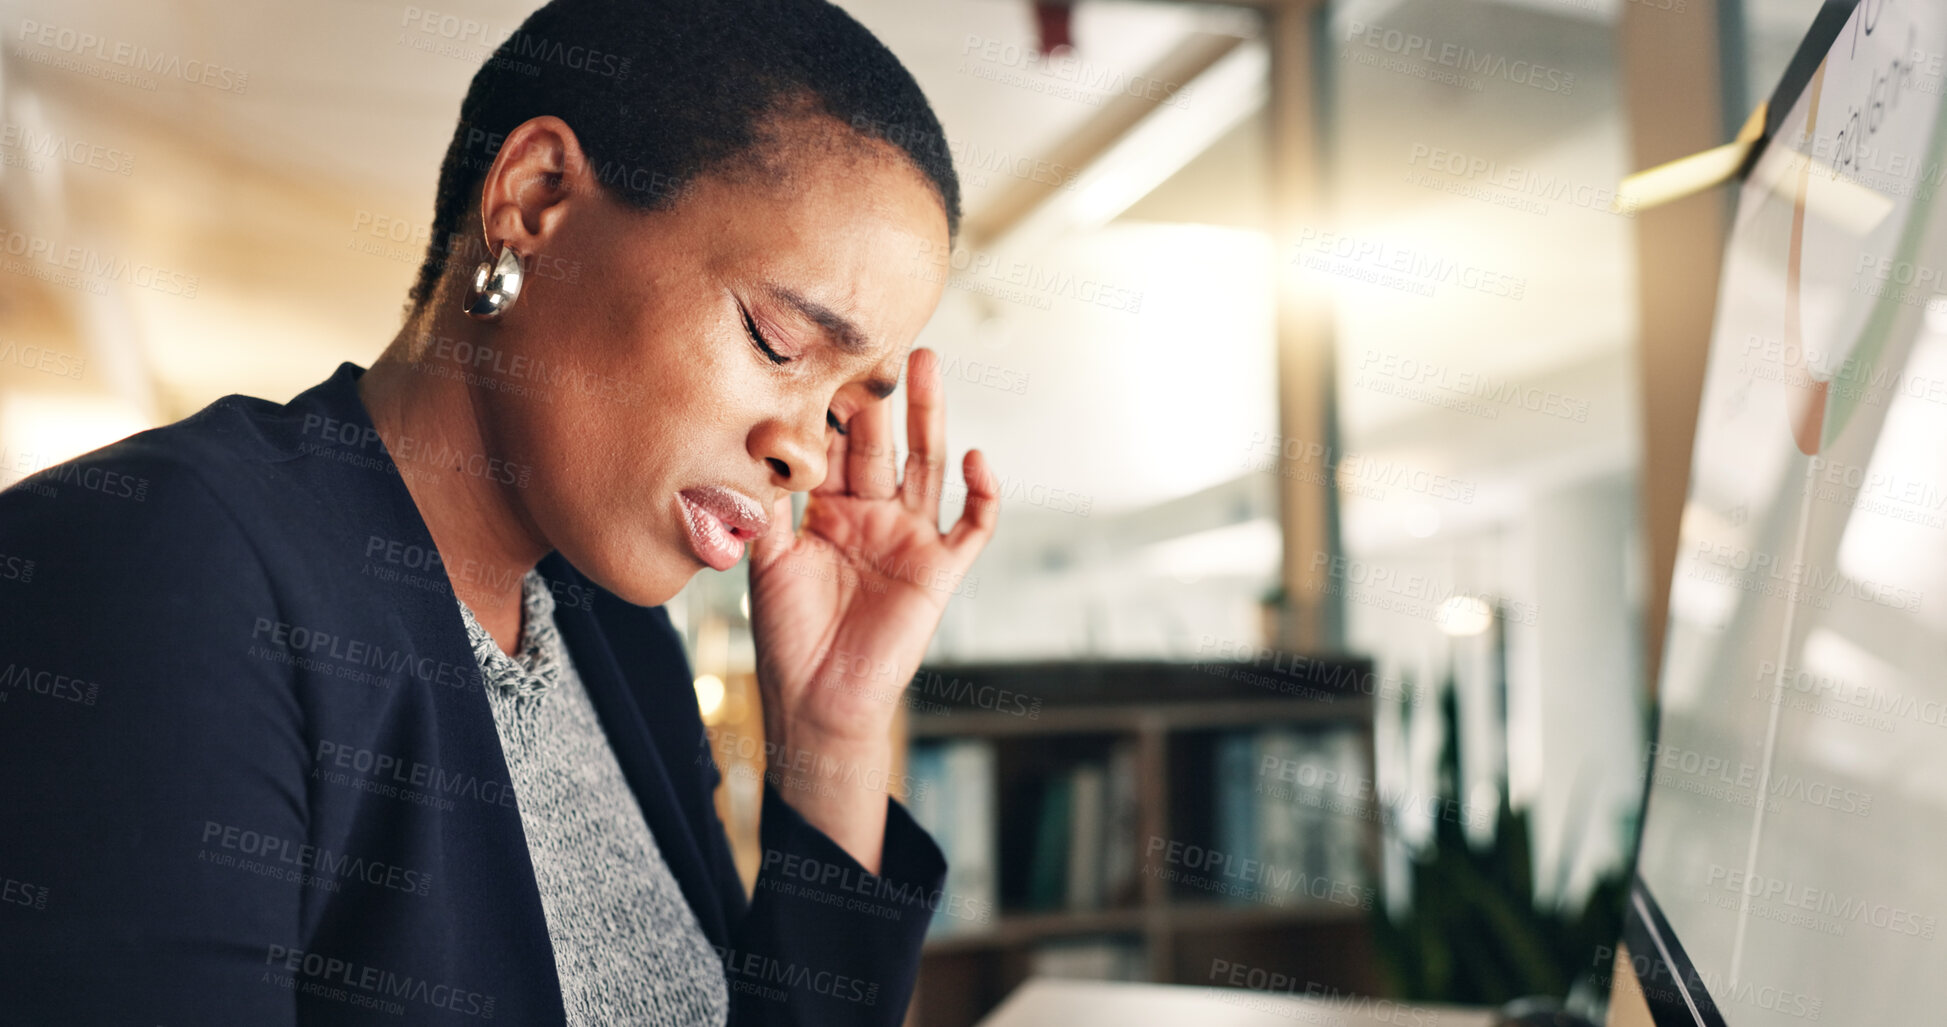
749, 407, 828, 493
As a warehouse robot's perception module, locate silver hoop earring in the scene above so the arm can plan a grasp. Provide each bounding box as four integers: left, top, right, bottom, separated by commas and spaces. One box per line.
463, 239, 526, 321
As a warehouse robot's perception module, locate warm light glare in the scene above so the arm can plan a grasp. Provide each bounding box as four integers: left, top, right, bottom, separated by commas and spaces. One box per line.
693, 674, 726, 719
1436, 595, 1493, 637
1402, 504, 1441, 539
0, 394, 151, 478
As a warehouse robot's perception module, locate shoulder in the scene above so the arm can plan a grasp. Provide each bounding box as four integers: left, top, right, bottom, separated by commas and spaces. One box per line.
0, 393, 287, 585
0, 414, 290, 689
0, 364, 393, 599
0, 399, 313, 812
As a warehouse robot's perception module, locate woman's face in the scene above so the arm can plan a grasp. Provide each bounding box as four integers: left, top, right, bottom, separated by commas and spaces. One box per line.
464, 117, 950, 606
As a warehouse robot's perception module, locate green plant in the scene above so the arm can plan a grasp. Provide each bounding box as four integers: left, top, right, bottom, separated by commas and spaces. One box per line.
1372, 678, 1628, 1009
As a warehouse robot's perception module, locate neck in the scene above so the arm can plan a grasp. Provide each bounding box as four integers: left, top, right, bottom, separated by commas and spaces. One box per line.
357, 302, 546, 656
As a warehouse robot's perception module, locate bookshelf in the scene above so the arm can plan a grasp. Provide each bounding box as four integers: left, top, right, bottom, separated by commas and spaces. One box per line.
900, 657, 1385, 1027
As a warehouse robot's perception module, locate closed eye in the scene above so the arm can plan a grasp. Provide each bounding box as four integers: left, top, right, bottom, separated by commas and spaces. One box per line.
743, 302, 847, 435
741, 305, 789, 365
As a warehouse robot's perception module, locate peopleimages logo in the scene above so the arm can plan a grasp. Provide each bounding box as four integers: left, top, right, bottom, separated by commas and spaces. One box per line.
398, 6, 632, 80
200, 821, 433, 897
1194, 633, 1425, 705
902, 669, 1042, 719
263, 945, 495, 1019
0, 226, 198, 297
761, 848, 993, 925
1242, 432, 1478, 504
14, 19, 250, 93
0, 552, 35, 583
1591, 944, 1820, 1022
250, 618, 481, 692
314, 740, 519, 811
1691, 540, 1923, 612
0, 340, 87, 379
1643, 741, 1872, 816
1705, 863, 1936, 939
1755, 659, 1947, 732
716, 945, 881, 1007
911, 239, 1143, 315
958, 34, 1194, 109
0, 121, 134, 176
1308, 553, 1541, 626
1738, 332, 1947, 409
0, 663, 100, 706
1258, 756, 1493, 831
1209, 960, 1441, 1027
1, 873, 48, 911
1404, 143, 1636, 217
1344, 21, 1574, 95
1144, 836, 1375, 910
299, 414, 533, 489
1355, 348, 1589, 422
1292, 227, 1528, 301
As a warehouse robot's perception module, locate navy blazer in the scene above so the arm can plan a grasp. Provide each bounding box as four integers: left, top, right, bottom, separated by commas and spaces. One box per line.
0, 362, 946, 1025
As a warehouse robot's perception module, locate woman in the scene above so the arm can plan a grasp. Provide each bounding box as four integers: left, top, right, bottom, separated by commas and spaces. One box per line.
0, 0, 993, 1023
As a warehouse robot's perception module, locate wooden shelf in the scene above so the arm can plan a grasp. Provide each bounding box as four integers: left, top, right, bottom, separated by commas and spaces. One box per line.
904, 656, 1383, 1027
922, 899, 1368, 956
909, 696, 1373, 739
922, 907, 1148, 954
1159, 898, 1367, 932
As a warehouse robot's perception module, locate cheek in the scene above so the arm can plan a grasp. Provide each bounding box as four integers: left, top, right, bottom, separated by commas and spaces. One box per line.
489, 321, 766, 508
491, 387, 674, 513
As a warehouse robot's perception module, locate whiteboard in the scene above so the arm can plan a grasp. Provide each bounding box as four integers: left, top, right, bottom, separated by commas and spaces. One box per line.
1632, 0, 1947, 1024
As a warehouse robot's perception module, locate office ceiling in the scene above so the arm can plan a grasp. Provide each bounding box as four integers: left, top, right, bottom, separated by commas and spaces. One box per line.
0, 0, 1828, 522
0, 0, 1247, 414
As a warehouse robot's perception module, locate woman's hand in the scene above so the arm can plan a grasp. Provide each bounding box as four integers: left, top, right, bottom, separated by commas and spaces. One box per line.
746, 348, 999, 870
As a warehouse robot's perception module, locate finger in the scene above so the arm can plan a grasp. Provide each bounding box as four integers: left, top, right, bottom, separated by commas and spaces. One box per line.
846, 389, 898, 501
811, 425, 848, 498
900, 348, 947, 523
749, 491, 796, 568
944, 448, 1000, 555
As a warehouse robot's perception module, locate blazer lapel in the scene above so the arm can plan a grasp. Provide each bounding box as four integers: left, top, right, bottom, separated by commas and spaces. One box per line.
292, 364, 568, 1020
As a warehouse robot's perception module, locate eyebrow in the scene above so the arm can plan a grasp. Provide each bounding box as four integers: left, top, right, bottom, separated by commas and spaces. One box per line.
769, 285, 869, 353
767, 284, 901, 399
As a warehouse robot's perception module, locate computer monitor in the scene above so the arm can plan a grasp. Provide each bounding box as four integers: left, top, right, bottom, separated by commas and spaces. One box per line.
1622, 2, 1947, 1024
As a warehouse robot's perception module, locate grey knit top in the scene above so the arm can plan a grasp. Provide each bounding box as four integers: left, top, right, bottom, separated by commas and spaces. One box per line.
456, 571, 730, 1026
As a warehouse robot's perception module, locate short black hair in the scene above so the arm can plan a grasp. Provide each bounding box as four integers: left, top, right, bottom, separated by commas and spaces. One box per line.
409, 0, 962, 311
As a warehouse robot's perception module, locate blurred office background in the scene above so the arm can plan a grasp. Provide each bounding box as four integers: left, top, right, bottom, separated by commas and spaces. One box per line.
0, 0, 1826, 1023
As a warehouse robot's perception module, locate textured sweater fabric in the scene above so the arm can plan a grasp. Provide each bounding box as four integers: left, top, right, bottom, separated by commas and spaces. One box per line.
457, 571, 730, 1027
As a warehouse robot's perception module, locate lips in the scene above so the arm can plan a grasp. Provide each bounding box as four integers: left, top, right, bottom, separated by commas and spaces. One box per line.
676, 486, 771, 572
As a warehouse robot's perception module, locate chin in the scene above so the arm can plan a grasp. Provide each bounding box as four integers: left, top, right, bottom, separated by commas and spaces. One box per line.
565, 537, 700, 609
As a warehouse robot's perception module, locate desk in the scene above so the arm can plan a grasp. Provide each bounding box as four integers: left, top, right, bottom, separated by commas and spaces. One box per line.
976, 978, 1496, 1027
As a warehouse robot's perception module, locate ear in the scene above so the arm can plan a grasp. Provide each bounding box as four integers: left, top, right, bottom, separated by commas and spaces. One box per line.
476, 115, 592, 257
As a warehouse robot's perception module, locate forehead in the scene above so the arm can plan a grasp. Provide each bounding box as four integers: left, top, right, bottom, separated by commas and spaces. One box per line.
677, 126, 950, 364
